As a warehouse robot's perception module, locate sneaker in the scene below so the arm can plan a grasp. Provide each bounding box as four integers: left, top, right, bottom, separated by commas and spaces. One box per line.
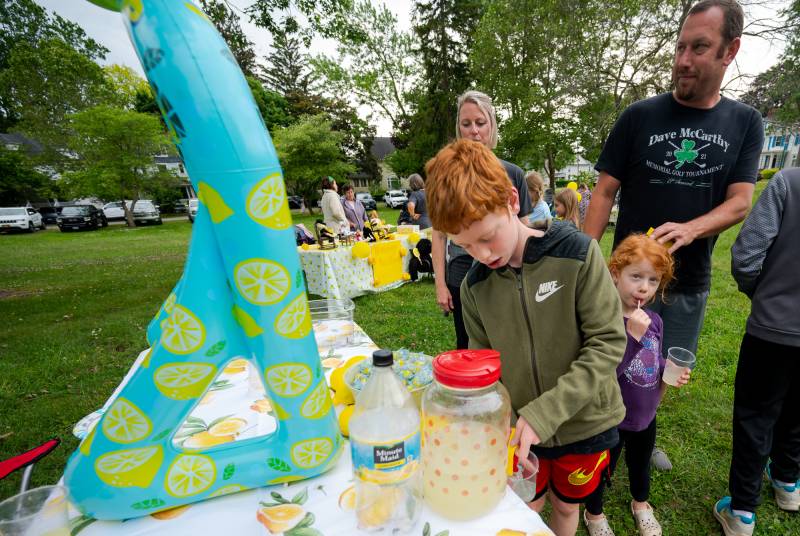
583, 510, 615, 536
766, 466, 800, 511
650, 447, 672, 471
714, 497, 755, 536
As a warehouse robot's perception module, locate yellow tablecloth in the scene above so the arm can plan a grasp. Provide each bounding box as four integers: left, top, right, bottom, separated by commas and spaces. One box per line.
67, 321, 552, 536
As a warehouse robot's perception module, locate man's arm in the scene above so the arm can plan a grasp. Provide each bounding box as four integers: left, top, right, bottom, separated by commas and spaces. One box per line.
731, 174, 787, 297
583, 172, 620, 241
431, 229, 453, 312
651, 182, 754, 254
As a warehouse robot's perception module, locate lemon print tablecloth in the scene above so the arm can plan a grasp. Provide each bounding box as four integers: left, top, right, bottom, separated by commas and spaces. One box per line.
298, 237, 415, 300
66, 320, 552, 536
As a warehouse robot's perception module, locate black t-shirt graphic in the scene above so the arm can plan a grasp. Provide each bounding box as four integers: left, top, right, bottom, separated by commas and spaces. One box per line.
596, 93, 763, 292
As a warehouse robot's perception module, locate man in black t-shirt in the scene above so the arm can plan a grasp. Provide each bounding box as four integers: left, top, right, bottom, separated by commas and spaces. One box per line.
583, 0, 762, 482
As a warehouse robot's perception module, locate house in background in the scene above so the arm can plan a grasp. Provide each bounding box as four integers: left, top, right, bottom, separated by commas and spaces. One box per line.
154, 154, 195, 198
371, 137, 405, 191
759, 120, 800, 171
554, 155, 597, 182
1, 132, 43, 154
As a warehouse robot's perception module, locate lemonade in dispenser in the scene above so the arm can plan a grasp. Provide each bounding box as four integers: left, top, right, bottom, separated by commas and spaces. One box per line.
421, 350, 511, 520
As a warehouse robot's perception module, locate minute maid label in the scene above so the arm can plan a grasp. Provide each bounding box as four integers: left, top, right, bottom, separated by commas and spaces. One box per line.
351, 430, 420, 485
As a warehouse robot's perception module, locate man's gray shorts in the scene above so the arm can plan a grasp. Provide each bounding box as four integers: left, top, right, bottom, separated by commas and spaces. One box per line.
648, 289, 710, 358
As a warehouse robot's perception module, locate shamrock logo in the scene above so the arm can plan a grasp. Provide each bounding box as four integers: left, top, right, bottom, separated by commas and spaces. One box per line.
673, 139, 698, 169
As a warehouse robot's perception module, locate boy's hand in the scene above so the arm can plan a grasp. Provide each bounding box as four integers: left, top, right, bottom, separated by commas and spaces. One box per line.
510, 417, 540, 472
627, 308, 651, 342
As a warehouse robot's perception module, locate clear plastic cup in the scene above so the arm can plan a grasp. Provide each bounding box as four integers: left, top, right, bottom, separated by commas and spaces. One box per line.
663, 346, 696, 387
508, 452, 539, 503
0, 485, 70, 536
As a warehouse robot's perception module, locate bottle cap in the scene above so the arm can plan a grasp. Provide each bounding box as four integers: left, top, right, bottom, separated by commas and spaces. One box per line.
433, 349, 501, 388
372, 349, 393, 367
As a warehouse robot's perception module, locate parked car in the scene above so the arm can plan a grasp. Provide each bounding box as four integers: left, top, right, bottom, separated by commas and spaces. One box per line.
131, 200, 162, 225
187, 198, 199, 223
38, 206, 61, 226
383, 190, 408, 209
57, 205, 107, 231
288, 195, 303, 209
356, 192, 377, 211
174, 198, 189, 213
103, 201, 126, 221
0, 207, 45, 233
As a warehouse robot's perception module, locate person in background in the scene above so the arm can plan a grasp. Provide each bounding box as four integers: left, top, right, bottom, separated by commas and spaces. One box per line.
526, 171, 552, 226
555, 188, 580, 229
431, 89, 532, 349
714, 168, 800, 536
583, 0, 762, 472
578, 183, 592, 228
406, 173, 431, 230
320, 176, 347, 234
341, 183, 368, 233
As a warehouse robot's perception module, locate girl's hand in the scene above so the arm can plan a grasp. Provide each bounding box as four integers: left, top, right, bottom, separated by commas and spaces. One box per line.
436, 284, 453, 313
510, 417, 541, 472
413, 213, 420, 220
627, 308, 651, 341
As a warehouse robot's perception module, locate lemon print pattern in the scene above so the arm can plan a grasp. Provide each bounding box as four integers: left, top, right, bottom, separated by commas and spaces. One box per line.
291, 437, 333, 469
245, 173, 292, 230
102, 398, 152, 444
231, 304, 264, 337
79, 425, 96, 457
95, 446, 164, 488
160, 305, 206, 355
265, 363, 312, 398
300, 380, 333, 419
274, 294, 312, 339
198, 182, 233, 223
165, 454, 217, 498
163, 292, 177, 315
123, 0, 143, 21
209, 484, 247, 498
234, 258, 289, 305
154, 363, 217, 400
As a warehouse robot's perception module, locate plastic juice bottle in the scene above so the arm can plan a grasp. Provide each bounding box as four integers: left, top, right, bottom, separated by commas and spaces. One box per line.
349, 349, 422, 532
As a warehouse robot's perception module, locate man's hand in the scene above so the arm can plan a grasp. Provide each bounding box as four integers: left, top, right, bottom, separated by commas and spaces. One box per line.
627, 307, 651, 342
510, 417, 541, 471
650, 221, 699, 254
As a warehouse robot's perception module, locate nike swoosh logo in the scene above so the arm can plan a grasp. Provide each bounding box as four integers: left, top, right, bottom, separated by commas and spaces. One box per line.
535, 284, 564, 302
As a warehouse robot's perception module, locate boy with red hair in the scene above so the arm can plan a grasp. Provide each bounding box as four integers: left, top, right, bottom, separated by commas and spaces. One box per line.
425, 139, 627, 535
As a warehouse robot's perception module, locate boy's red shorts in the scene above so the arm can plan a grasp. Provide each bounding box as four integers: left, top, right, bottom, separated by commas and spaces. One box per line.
533, 449, 610, 503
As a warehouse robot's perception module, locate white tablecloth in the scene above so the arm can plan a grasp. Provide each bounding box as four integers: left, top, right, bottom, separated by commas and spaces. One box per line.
67, 321, 553, 536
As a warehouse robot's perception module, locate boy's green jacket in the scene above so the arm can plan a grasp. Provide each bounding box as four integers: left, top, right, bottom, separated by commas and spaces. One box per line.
461, 221, 626, 447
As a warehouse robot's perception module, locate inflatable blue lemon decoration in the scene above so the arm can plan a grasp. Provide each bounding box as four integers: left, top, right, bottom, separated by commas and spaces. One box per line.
63, 0, 342, 519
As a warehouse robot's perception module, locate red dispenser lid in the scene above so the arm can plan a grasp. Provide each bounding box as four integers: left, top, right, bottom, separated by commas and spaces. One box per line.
433, 349, 501, 389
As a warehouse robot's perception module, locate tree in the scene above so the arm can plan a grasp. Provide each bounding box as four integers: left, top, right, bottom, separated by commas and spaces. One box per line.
0, 146, 53, 205
388, 0, 484, 176
0, 38, 110, 168
311, 0, 418, 131
63, 105, 178, 227
272, 114, 355, 212
262, 27, 316, 96
247, 76, 293, 132
199, 0, 259, 78
103, 64, 152, 110
245, 0, 360, 45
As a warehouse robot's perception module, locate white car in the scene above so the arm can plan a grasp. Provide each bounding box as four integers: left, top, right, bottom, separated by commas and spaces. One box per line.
384, 190, 408, 209
131, 200, 162, 225
187, 198, 199, 223
0, 207, 45, 232
102, 201, 126, 221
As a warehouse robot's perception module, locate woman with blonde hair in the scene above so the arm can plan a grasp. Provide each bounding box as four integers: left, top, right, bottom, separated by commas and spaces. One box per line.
526, 171, 552, 225
431, 89, 532, 349
554, 188, 580, 229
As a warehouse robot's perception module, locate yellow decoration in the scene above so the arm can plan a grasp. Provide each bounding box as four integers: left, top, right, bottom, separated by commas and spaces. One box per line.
234, 258, 290, 305
124, 0, 144, 21
245, 173, 292, 230
164, 454, 217, 498
80, 425, 96, 457
102, 398, 152, 444
338, 404, 355, 437
274, 294, 312, 339
95, 446, 164, 489
407, 232, 421, 245
223, 358, 249, 375
208, 417, 247, 437
290, 437, 333, 469
567, 181, 578, 190
265, 363, 312, 397
154, 363, 217, 400
351, 241, 370, 259
232, 304, 264, 337
256, 503, 305, 534
209, 484, 247, 498
299, 380, 333, 419
369, 240, 406, 288
338, 484, 356, 510
160, 305, 207, 355
577, 192, 582, 203
197, 182, 233, 223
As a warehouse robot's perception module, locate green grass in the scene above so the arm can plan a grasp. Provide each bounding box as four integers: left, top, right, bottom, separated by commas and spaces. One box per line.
1, 191, 798, 534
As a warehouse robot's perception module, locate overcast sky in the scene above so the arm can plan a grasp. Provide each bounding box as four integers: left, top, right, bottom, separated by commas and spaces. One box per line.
37, 0, 788, 137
